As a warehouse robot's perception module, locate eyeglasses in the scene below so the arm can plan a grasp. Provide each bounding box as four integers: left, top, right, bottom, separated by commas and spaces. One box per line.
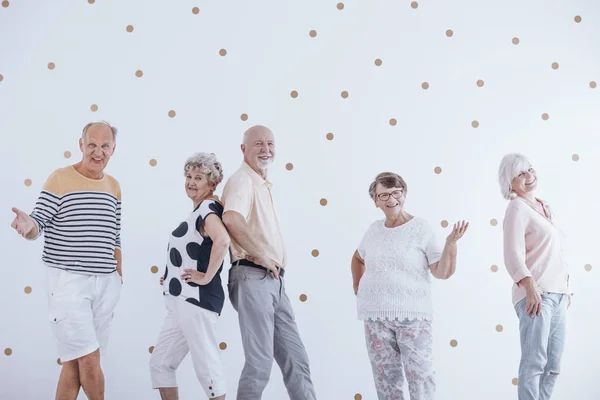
376, 190, 404, 201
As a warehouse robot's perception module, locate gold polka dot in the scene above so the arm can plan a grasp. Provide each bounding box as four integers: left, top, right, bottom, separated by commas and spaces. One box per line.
4, 348, 12, 356
552, 62, 559, 70
574, 15, 582, 23
150, 266, 159, 274
542, 113, 549, 120
311, 249, 319, 257
491, 264, 499, 273
88, 0, 94, 4
48, 62, 55, 70
1, 1, 8, 7
441, 220, 448, 228
585, 264, 592, 271
572, 154, 580, 162
240, 113, 248, 121
149, 159, 157, 167
341, 91, 349, 98
512, 378, 518, 386
450, 339, 458, 347
24, 286, 32, 294
149, 346, 154, 354
285, 163, 294, 171
374, 58, 382, 66
477, 79, 484, 87
219, 342, 227, 350
90, 104, 98, 112
434, 166, 442, 174
168, 110, 176, 118
326, 132, 334, 140
446, 29, 453, 37
421, 82, 429, 90
309, 30, 317, 38
192, 7, 200, 14
24, 179, 32, 187
512, 37, 520, 45
320, 198, 328, 206
135, 70, 143, 78
389, 118, 397, 126
126, 25, 134, 33
490, 218, 498, 226
219, 49, 227, 56
64, 151, 71, 159
0, 74, 3, 82
354, 395, 363, 400
411, 1, 418, 9
57, 358, 62, 365
336, 2, 344, 10
590, 81, 597, 89
496, 324, 504, 332
472, 120, 479, 128
290, 90, 299, 98
299, 294, 308, 302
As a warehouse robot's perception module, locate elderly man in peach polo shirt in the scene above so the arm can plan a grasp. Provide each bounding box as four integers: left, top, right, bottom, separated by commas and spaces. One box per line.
499, 153, 572, 400
221, 125, 317, 400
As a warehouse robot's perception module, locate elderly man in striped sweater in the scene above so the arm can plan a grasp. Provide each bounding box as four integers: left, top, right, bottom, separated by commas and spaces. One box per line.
10, 121, 122, 400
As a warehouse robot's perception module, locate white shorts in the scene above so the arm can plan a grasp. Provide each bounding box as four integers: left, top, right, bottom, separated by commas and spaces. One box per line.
46, 267, 121, 363
149, 295, 226, 398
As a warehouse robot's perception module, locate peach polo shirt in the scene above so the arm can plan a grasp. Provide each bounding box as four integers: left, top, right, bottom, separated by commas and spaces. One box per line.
502, 197, 570, 306
221, 162, 287, 268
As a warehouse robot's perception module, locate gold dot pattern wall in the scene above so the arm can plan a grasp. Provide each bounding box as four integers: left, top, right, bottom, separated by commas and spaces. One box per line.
0, 1, 598, 399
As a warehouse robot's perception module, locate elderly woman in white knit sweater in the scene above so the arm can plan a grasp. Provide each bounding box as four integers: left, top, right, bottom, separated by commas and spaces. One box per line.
351, 172, 468, 400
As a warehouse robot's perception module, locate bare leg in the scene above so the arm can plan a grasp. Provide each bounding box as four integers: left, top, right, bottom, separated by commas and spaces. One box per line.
78, 349, 104, 400
211, 395, 226, 400
55, 359, 81, 400
158, 387, 179, 400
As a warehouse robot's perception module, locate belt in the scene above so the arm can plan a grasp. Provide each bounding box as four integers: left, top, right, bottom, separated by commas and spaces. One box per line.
233, 258, 285, 278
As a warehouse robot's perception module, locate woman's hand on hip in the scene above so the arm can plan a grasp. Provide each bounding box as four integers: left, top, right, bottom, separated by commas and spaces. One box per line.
521, 277, 542, 317
181, 269, 212, 285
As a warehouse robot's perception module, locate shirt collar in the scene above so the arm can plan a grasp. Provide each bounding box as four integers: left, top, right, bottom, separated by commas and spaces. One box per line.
241, 162, 272, 187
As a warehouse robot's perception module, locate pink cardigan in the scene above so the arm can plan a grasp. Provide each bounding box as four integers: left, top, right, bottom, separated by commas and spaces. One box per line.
502, 197, 570, 306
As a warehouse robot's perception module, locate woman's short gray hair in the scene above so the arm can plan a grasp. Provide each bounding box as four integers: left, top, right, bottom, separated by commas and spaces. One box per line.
498, 153, 532, 200
184, 152, 224, 187
368, 172, 407, 201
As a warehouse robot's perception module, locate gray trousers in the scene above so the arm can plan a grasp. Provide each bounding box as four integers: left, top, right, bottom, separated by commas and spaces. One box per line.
228, 264, 316, 400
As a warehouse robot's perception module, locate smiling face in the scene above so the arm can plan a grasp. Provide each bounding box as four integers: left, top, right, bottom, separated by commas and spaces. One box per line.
511, 165, 538, 197
185, 167, 216, 204
374, 183, 407, 217
78, 124, 116, 177
242, 126, 275, 176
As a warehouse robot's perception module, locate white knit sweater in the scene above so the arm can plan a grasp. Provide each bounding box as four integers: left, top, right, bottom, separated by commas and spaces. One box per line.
356, 217, 443, 321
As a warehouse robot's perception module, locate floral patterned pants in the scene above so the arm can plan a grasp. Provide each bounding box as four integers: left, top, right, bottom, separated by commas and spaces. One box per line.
364, 318, 435, 400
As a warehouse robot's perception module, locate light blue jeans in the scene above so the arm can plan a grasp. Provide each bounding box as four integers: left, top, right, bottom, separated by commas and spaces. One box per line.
514, 292, 568, 400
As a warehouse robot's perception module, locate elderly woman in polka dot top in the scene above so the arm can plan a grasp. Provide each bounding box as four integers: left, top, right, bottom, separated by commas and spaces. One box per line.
149, 152, 230, 400
351, 172, 468, 400
499, 153, 571, 400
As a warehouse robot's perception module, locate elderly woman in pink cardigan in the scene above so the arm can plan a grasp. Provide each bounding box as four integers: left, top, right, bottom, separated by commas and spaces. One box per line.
498, 153, 571, 400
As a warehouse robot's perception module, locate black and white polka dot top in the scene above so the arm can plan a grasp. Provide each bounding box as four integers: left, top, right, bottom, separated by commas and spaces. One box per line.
162, 199, 225, 315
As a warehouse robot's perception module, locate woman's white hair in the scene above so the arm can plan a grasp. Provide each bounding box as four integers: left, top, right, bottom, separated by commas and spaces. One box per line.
184, 152, 224, 187
498, 153, 532, 200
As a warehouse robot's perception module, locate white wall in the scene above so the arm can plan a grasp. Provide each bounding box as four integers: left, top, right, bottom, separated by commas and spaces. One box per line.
1, 1, 599, 399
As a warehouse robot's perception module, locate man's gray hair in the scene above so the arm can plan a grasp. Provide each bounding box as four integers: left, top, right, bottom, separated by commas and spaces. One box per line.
81, 121, 118, 141
184, 152, 224, 187
498, 153, 532, 200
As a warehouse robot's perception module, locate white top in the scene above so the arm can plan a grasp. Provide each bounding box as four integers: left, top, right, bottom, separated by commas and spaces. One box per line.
502, 197, 570, 306
357, 217, 443, 321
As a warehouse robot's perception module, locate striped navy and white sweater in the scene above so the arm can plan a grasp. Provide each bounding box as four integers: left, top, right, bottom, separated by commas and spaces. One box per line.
28, 165, 121, 275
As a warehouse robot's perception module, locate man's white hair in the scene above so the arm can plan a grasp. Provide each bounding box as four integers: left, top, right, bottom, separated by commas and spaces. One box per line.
498, 153, 532, 200
81, 121, 117, 141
